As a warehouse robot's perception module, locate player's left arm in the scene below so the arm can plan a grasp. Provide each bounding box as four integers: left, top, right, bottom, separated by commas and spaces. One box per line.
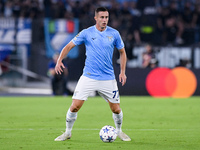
118, 48, 127, 86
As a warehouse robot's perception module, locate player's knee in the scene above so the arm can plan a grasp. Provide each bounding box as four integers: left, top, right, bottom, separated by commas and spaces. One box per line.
70, 99, 84, 112
109, 102, 121, 114
70, 105, 81, 112
111, 108, 121, 114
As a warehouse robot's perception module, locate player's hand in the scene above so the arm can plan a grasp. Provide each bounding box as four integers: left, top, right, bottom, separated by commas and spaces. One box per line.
55, 61, 65, 75
119, 73, 127, 86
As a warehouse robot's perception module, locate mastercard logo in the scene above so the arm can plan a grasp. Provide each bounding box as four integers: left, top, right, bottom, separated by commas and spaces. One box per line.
146, 67, 197, 98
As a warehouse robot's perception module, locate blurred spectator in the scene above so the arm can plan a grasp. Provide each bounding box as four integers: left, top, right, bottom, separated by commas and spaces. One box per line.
137, 0, 155, 11
124, 33, 135, 60
48, 53, 72, 96
4, 1, 13, 17
165, 15, 184, 45
0, 0, 4, 16
137, 0, 158, 44
0, 57, 10, 73
157, 1, 184, 45
29, 0, 40, 19
20, 0, 40, 19
177, 58, 191, 68
129, 1, 142, 45
0, 64, 2, 76
43, 0, 52, 18
0, 0, 200, 61
71, 1, 83, 18
51, 0, 66, 18
193, 4, 200, 43
180, 1, 196, 45
142, 44, 158, 68
12, 0, 21, 18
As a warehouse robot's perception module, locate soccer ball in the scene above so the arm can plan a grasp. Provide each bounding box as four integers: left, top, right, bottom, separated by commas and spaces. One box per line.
99, 125, 117, 143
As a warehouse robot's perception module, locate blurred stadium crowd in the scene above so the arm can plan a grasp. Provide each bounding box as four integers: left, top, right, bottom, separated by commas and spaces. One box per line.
1, 0, 200, 94
1, 0, 200, 48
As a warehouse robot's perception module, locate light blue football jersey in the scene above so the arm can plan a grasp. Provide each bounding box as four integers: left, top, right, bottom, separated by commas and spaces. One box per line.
72, 25, 124, 80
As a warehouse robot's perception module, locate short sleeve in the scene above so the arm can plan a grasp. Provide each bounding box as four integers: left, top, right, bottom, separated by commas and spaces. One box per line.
114, 31, 124, 50
72, 29, 85, 45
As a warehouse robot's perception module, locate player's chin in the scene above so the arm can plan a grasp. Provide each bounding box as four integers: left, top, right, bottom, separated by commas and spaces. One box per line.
102, 23, 107, 27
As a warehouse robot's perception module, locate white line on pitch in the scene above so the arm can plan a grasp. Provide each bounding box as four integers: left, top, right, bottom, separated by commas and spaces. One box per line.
0, 128, 196, 131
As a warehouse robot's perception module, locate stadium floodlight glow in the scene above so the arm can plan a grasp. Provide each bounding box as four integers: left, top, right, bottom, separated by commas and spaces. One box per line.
146, 67, 197, 98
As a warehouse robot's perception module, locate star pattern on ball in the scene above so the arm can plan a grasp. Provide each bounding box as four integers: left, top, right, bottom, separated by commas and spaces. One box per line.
100, 136, 104, 141
106, 136, 113, 142
111, 127, 115, 131
103, 127, 109, 133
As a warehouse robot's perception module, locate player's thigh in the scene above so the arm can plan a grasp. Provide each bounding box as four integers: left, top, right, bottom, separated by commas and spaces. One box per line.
98, 79, 120, 104
72, 75, 97, 100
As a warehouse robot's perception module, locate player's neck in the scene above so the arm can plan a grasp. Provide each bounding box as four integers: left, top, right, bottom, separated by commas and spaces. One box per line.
95, 24, 106, 32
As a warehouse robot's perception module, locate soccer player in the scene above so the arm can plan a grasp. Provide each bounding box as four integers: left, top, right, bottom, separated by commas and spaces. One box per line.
54, 7, 131, 142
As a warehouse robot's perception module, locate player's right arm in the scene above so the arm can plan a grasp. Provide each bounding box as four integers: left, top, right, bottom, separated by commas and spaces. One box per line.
55, 41, 76, 74
55, 30, 85, 74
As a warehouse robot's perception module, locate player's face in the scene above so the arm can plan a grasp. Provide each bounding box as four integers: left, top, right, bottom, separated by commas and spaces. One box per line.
95, 11, 109, 31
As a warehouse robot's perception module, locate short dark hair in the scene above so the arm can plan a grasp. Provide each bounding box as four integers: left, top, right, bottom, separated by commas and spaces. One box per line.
95, 7, 108, 14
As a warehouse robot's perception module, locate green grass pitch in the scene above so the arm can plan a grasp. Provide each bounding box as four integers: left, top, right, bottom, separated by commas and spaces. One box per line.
0, 96, 200, 150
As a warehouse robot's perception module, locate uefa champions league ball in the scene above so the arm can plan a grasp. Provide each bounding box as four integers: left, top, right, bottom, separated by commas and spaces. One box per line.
99, 125, 117, 143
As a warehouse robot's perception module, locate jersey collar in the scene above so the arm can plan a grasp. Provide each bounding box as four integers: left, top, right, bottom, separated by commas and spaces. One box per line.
94, 25, 107, 33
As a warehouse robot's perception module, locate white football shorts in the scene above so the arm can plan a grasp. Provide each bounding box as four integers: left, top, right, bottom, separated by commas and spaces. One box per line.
72, 75, 120, 103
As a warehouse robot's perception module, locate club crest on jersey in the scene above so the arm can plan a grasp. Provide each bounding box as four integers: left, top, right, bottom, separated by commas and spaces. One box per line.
106, 36, 113, 41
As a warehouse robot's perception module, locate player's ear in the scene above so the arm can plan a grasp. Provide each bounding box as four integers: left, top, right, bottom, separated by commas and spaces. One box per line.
94, 16, 97, 21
